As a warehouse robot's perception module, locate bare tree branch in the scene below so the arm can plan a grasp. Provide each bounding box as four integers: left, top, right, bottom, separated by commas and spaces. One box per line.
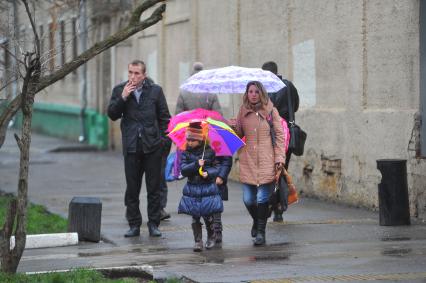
21, 0, 40, 57
0, 0, 166, 148
13, 133, 22, 151
0, 75, 20, 92
0, 44, 26, 66
36, 1, 165, 93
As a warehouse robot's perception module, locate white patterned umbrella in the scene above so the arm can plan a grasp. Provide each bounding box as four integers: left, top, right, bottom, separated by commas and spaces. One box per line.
179, 65, 286, 94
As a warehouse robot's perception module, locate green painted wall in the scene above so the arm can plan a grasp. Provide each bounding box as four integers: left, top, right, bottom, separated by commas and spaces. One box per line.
13, 103, 108, 149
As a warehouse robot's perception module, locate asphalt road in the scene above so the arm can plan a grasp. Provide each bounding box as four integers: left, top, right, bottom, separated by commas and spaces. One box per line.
1, 131, 426, 282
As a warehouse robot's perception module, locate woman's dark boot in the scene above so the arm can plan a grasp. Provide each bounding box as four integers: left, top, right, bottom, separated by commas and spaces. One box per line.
213, 213, 223, 244
205, 217, 217, 249
192, 222, 203, 252
245, 204, 258, 237
254, 202, 268, 246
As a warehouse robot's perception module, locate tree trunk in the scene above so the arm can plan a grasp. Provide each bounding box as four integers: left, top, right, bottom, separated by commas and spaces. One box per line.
0, 56, 41, 273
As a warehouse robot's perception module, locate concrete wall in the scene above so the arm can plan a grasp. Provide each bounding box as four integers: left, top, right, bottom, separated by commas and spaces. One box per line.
7, 0, 426, 219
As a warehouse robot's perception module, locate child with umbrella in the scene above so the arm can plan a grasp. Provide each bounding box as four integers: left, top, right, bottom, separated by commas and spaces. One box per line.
177, 122, 223, 251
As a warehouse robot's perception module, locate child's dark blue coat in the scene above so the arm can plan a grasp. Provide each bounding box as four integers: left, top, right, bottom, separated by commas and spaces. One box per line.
178, 143, 223, 217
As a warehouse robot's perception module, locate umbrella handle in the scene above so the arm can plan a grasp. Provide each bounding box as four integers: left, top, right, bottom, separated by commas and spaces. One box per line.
199, 166, 204, 176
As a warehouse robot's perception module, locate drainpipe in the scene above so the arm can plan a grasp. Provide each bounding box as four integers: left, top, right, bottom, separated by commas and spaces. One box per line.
78, 0, 87, 142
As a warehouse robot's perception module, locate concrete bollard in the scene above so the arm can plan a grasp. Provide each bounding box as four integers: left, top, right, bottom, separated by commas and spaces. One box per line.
376, 159, 410, 226
68, 196, 102, 242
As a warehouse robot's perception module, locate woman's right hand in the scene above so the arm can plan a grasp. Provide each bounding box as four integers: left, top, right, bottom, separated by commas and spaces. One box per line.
227, 118, 237, 128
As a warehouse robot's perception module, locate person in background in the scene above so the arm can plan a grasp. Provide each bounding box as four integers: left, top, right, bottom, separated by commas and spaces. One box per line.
178, 122, 223, 251
261, 61, 299, 222
175, 62, 222, 115
228, 81, 285, 246
107, 60, 171, 238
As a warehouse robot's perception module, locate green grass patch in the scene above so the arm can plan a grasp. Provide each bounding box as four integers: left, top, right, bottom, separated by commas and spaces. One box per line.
0, 193, 67, 234
0, 269, 139, 283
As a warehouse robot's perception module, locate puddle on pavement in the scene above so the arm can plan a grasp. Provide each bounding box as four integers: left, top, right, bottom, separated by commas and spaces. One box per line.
29, 160, 55, 165
78, 247, 165, 257
380, 237, 411, 242
381, 248, 412, 257
249, 253, 290, 262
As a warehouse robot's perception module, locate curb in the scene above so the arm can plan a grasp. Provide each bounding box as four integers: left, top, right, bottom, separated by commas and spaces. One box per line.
10, 233, 78, 249
48, 145, 99, 153
26, 265, 154, 281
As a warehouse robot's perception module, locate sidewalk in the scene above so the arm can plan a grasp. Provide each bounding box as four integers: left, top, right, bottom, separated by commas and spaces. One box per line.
1, 130, 426, 282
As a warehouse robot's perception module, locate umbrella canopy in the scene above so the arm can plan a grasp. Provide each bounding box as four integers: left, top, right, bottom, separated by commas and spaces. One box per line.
167, 108, 224, 133
168, 117, 245, 156
179, 65, 286, 94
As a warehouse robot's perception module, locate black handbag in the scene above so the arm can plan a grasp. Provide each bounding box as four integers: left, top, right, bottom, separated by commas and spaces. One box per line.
268, 172, 289, 216
287, 82, 307, 156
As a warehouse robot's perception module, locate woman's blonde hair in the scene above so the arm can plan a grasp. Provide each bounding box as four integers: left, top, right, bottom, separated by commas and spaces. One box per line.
242, 81, 269, 109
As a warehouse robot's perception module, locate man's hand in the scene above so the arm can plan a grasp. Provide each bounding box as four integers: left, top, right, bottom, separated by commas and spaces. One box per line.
216, 177, 223, 185
202, 171, 208, 178
122, 81, 136, 100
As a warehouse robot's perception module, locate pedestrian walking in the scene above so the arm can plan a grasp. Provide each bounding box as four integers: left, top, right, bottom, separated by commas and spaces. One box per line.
261, 61, 299, 222
177, 122, 223, 252
107, 60, 171, 238
228, 81, 285, 246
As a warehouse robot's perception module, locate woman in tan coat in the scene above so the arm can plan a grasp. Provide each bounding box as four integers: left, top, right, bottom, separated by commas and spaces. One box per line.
229, 81, 285, 245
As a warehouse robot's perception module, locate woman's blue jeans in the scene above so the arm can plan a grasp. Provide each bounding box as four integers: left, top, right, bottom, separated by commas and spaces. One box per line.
242, 183, 273, 206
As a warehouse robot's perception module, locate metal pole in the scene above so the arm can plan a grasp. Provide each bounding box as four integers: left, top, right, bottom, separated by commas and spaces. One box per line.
78, 0, 87, 142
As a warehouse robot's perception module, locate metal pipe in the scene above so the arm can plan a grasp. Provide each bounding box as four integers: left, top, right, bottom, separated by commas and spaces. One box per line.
78, 0, 87, 142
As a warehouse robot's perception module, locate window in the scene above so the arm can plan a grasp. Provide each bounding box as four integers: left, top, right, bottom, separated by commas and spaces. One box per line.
48, 22, 55, 72
39, 24, 44, 58
60, 20, 65, 66
72, 18, 77, 74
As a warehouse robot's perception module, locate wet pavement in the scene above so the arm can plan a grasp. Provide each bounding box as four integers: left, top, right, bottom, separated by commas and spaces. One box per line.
1, 130, 426, 282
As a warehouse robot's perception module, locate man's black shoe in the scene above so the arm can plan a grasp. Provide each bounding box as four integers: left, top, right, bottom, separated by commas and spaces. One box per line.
124, 226, 140, 237
148, 223, 162, 237
160, 209, 171, 221
273, 213, 284, 222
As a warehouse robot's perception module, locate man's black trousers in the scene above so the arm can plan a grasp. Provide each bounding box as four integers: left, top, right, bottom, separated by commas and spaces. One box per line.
124, 147, 162, 228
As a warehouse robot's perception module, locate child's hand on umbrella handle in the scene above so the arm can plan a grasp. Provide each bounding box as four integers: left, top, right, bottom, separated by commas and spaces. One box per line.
201, 171, 208, 178
198, 159, 205, 166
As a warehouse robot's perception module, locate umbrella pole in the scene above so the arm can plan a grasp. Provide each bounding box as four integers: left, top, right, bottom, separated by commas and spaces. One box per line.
201, 138, 207, 160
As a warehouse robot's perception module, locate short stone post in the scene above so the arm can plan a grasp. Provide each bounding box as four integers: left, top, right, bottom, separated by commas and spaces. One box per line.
68, 197, 102, 242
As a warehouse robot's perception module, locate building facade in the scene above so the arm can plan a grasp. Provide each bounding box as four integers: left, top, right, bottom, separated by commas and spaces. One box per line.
2, 0, 426, 219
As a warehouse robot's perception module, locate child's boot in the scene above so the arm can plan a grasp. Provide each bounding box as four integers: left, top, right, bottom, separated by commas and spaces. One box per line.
205, 217, 216, 249
213, 213, 222, 244
192, 222, 203, 252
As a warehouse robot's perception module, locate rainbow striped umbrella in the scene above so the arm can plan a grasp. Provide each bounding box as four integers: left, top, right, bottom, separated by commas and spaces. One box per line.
168, 117, 245, 156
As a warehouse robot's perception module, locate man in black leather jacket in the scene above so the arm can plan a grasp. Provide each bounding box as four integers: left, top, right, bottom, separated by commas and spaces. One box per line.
108, 60, 171, 237
262, 61, 299, 222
